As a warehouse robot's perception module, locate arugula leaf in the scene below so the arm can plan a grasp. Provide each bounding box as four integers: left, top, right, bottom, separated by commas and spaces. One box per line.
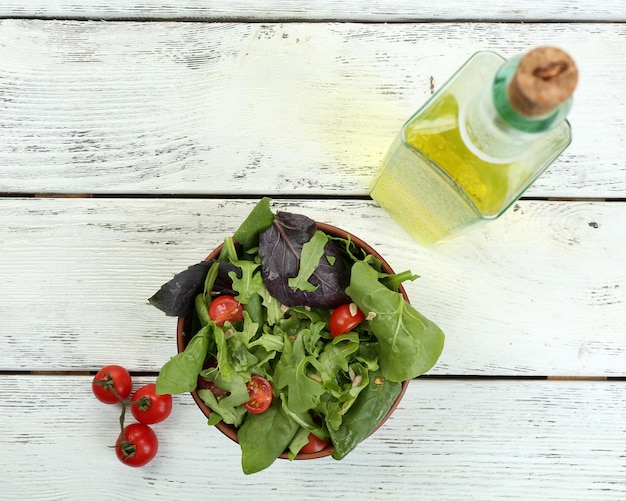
156, 325, 210, 395
287, 230, 328, 292
194, 293, 211, 326
214, 313, 260, 382
197, 369, 250, 427
381, 269, 419, 292
228, 260, 263, 304
274, 330, 325, 414
346, 261, 444, 382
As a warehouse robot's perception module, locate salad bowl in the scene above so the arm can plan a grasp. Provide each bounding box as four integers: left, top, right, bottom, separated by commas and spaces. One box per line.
151, 199, 444, 473
176, 221, 410, 460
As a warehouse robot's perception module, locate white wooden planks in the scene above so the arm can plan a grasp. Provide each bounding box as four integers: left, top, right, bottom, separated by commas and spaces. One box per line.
1, 197, 624, 376
1, 375, 625, 500
0, 20, 624, 197
0, 1, 624, 21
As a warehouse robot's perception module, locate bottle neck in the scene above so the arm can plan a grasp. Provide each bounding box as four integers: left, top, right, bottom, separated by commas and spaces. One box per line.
493, 55, 573, 134
459, 55, 573, 164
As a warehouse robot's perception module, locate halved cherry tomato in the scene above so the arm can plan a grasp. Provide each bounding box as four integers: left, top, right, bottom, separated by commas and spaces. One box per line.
116, 423, 158, 467
300, 433, 331, 454
131, 383, 173, 425
208, 295, 244, 326
244, 375, 273, 414
329, 303, 366, 338
92, 365, 133, 404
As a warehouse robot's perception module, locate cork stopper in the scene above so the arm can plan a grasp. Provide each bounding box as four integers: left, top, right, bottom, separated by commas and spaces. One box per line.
508, 46, 578, 118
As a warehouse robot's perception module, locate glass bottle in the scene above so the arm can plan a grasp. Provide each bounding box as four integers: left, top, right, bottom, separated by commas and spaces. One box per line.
369, 46, 578, 246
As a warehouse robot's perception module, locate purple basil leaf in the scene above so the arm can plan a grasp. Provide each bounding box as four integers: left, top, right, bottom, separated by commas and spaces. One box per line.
149, 261, 241, 316
258, 211, 351, 308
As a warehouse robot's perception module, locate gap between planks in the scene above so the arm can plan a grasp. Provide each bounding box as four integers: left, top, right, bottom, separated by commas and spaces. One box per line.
0, 193, 625, 203
0, 370, 618, 382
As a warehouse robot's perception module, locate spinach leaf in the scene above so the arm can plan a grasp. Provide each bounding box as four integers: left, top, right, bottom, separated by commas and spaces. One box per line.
287, 427, 312, 460
258, 212, 350, 308
233, 197, 275, 251
346, 261, 444, 382
329, 369, 402, 460
156, 325, 210, 395
238, 401, 300, 474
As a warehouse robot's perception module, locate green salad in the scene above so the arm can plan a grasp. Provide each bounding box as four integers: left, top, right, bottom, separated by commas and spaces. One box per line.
149, 198, 444, 474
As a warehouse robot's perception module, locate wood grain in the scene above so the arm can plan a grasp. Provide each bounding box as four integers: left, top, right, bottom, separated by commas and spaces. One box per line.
1, 197, 624, 376
0, 20, 624, 197
1, 375, 624, 500
1, 1, 624, 21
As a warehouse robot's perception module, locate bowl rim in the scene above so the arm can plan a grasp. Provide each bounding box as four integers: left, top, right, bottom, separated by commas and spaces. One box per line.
177, 221, 410, 460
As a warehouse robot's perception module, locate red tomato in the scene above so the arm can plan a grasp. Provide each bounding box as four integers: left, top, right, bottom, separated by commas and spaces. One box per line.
130, 383, 173, 425
300, 433, 331, 454
208, 295, 244, 326
244, 375, 273, 414
115, 423, 158, 467
92, 365, 133, 404
329, 303, 366, 338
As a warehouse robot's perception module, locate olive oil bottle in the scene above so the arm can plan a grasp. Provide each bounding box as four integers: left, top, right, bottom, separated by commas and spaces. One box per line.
370, 47, 578, 245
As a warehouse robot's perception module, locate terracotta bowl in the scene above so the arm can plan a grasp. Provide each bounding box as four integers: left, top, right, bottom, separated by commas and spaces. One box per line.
176, 222, 410, 460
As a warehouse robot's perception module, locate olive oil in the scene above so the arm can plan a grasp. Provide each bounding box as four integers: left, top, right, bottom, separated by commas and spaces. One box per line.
370, 49, 577, 246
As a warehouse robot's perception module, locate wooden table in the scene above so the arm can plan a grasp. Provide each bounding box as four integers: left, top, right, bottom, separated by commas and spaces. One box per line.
1, 2, 625, 499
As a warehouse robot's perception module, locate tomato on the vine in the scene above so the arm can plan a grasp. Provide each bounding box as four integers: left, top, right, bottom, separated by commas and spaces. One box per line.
329, 303, 366, 338
244, 375, 273, 414
208, 295, 244, 326
131, 383, 173, 425
116, 423, 158, 467
92, 365, 133, 404
300, 433, 331, 454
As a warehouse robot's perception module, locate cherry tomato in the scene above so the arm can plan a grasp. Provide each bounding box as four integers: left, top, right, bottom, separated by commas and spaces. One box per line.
92, 365, 133, 404
300, 433, 331, 454
208, 295, 244, 326
244, 375, 273, 414
131, 383, 173, 425
115, 423, 158, 467
329, 303, 366, 338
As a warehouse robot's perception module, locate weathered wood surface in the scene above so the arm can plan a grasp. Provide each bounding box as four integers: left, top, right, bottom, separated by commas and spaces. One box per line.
1, 5, 625, 499
0, 20, 624, 197
1, 1, 625, 21
1, 197, 624, 376
1, 376, 625, 500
